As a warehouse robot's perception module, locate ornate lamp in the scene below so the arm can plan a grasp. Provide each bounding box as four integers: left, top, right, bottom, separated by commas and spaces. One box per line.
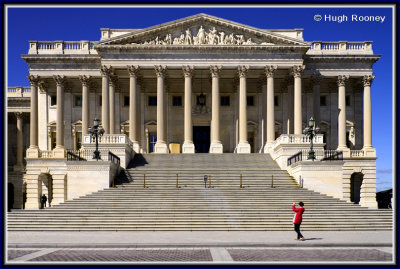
89, 118, 105, 160
303, 117, 320, 161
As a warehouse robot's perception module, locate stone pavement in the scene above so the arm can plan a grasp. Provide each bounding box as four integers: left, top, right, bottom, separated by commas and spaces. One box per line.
6, 231, 394, 264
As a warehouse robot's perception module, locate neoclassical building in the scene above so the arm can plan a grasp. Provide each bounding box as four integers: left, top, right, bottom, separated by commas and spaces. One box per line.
7, 14, 379, 209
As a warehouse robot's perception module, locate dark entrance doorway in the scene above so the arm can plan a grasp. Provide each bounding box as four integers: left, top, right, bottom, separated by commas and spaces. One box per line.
350, 173, 363, 204
8, 183, 14, 211
193, 126, 210, 153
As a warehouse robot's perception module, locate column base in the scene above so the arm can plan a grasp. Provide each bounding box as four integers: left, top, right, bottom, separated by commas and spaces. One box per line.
132, 142, 141, 153
362, 147, 376, 157
336, 146, 350, 158
263, 142, 274, 154
209, 142, 223, 153
155, 142, 169, 154
53, 147, 66, 158
236, 142, 251, 154
182, 142, 195, 154
26, 147, 40, 159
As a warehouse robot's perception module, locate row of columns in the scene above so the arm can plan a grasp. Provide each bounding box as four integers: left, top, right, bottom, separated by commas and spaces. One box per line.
25, 69, 375, 156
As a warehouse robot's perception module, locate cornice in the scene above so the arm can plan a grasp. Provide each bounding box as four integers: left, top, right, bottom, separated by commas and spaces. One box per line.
21, 54, 101, 63
305, 55, 381, 63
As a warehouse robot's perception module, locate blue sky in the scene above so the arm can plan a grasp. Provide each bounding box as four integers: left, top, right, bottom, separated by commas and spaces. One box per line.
6, 5, 394, 191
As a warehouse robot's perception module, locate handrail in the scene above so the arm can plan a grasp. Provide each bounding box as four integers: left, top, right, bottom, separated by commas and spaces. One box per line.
108, 151, 120, 166
66, 150, 87, 161
287, 151, 302, 166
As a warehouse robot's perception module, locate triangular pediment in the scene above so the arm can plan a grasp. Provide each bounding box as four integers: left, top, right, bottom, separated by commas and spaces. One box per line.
98, 13, 308, 47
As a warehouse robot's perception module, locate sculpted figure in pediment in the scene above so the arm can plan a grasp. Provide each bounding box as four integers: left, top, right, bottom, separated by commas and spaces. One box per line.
208, 27, 219, 45
197, 25, 206, 45
219, 32, 226, 44
185, 29, 192, 45
236, 35, 244, 45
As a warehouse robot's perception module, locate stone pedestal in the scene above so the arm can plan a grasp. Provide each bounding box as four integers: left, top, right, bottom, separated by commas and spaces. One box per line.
182, 142, 195, 153
26, 147, 40, 159
362, 147, 376, 157
53, 147, 66, 158
209, 142, 223, 153
132, 142, 140, 153
237, 142, 251, 154
155, 142, 169, 154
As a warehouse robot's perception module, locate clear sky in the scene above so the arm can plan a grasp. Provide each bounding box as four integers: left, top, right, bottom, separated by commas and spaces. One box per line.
6, 5, 394, 191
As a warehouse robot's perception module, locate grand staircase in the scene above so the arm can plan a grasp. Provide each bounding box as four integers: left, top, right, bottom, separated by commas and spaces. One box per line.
7, 154, 392, 231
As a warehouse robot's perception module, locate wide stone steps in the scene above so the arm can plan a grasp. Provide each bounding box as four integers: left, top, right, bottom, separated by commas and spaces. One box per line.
7, 153, 393, 231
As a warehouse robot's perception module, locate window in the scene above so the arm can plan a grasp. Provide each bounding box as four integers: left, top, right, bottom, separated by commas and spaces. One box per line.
50, 95, 57, 106
149, 132, 157, 153
197, 94, 206, 106
320, 96, 327, 106
247, 96, 254, 106
51, 132, 56, 150
124, 96, 129, 106
148, 96, 157, 106
172, 96, 182, 106
74, 95, 82, 107
274, 95, 279, 107
98, 95, 102, 106
346, 95, 351, 107
221, 96, 230, 106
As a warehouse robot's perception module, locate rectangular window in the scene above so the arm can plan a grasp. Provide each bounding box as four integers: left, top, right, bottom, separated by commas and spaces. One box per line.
274, 95, 279, 107
51, 132, 56, 150
247, 96, 254, 106
124, 96, 129, 106
220, 96, 230, 106
50, 95, 57, 106
346, 95, 351, 106
99, 95, 102, 106
148, 96, 157, 106
74, 95, 82, 107
76, 132, 82, 150
149, 132, 157, 153
320, 96, 327, 106
172, 96, 182, 106
197, 94, 206, 106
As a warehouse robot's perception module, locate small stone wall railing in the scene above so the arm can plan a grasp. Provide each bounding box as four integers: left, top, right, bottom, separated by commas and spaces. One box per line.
83, 134, 133, 147
308, 41, 373, 55
273, 134, 324, 149
8, 87, 31, 98
28, 41, 97, 55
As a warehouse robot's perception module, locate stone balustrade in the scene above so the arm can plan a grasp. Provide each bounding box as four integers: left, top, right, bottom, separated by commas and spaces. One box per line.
273, 134, 324, 148
308, 41, 373, 55
39, 150, 55, 158
7, 87, 31, 98
83, 134, 133, 147
350, 150, 366, 157
28, 41, 97, 55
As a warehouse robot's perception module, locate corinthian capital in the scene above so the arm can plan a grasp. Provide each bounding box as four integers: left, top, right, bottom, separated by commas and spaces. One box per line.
362, 75, 375, 87
311, 74, 323, 86
109, 75, 119, 88
238, 65, 249, 78
127, 65, 140, 77
53, 75, 66, 86
337, 75, 350, 87
182, 65, 194, 78
154, 65, 166, 78
100, 65, 112, 77
265, 65, 277, 78
210, 65, 222, 78
38, 80, 48, 93
27, 75, 40, 86
290, 65, 305, 78
14, 112, 23, 120
79, 75, 91, 86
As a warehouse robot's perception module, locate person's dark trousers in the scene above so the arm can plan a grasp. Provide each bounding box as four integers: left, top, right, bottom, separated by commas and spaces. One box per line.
294, 224, 303, 239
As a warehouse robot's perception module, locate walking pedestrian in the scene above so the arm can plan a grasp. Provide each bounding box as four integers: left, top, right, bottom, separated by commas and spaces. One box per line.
41, 194, 47, 209
292, 202, 305, 241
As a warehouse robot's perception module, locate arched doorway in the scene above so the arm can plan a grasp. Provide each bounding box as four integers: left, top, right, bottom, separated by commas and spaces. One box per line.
8, 183, 14, 211
350, 173, 363, 204
39, 173, 53, 208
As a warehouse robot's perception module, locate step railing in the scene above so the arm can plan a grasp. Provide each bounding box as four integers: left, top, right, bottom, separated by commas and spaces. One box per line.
66, 150, 87, 161
287, 151, 302, 166
322, 150, 343, 161
108, 152, 120, 166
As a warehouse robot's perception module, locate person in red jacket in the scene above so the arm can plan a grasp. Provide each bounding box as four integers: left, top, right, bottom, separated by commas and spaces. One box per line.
292, 202, 305, 241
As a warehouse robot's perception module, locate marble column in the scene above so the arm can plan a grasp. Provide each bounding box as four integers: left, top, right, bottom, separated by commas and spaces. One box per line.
209, 65, 223, 153
53, 75, 66, 158
286, 78, 294, 134
109, 75, 117, 134
237, 65, 251, 153
79, 75, 90, 135
266, 65, 277, 145
362, 75, 375, 150
101, 65, 111, 133
154, 65, 168, 153
182, 65, 195, 153
337, 75, 349, 151
128, 65, 140, 152
291, 66, 304, 135
312, 74, 322, 127
26, 75, 40, 158
14, 112, 24, 171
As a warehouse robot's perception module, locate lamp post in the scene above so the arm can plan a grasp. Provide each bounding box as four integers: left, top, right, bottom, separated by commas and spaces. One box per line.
303, 117, 320, 161
88, 118, 105, 160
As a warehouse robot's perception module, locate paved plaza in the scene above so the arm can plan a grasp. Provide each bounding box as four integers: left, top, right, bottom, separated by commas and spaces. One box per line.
6, 231, 394, 264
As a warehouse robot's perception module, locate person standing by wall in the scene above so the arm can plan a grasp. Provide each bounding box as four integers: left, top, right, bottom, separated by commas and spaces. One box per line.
292, 202, 305, 241
41, 194, 47, 209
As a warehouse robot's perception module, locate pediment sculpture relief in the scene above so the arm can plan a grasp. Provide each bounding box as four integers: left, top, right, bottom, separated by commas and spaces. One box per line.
133, 25, 274, 46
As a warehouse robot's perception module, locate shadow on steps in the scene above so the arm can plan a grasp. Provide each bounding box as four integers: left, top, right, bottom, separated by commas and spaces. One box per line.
127, 154, 148, 168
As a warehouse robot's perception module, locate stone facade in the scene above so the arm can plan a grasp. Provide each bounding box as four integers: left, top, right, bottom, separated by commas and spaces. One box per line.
7, 14, 379, 208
